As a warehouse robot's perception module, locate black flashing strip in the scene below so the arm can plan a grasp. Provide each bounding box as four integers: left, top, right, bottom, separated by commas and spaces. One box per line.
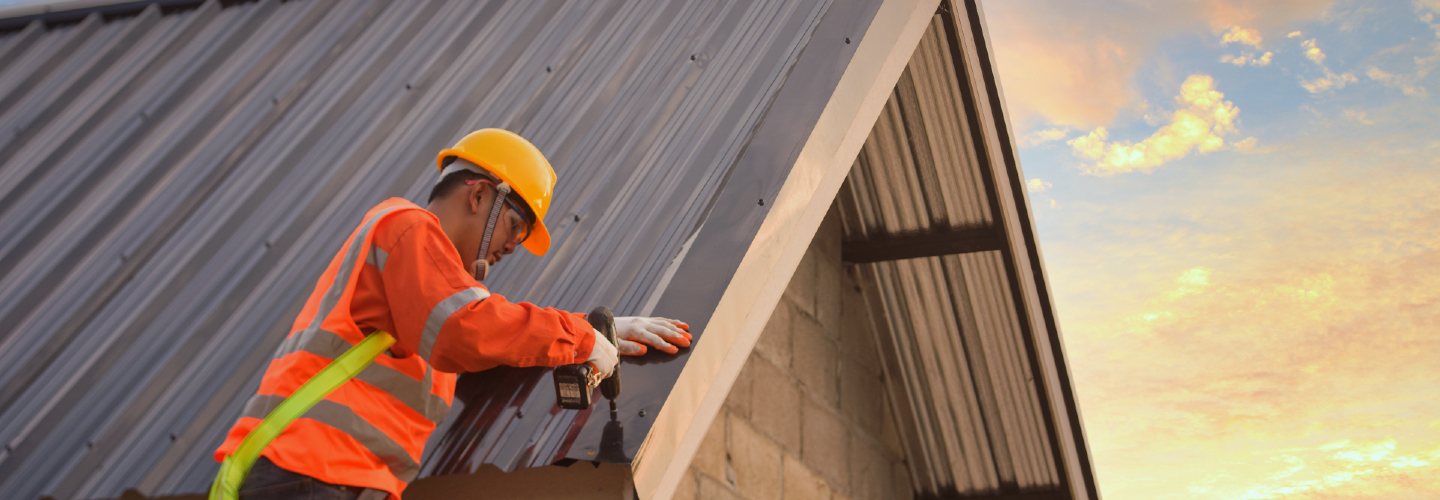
0, 0, 204, 33
841, 225, 1005, 263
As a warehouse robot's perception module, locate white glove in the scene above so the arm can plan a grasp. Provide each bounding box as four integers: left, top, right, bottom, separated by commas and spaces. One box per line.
586, 328, 619, 380
614, 317, 692, 356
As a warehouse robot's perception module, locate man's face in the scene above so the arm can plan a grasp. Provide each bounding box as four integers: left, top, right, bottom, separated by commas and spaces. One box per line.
467, 179, 533, 267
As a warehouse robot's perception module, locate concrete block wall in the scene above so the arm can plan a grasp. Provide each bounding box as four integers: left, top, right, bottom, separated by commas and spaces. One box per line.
674, 208, 913, 500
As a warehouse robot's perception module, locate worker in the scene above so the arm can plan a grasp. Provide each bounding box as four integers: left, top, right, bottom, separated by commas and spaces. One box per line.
213, 128, 692, 499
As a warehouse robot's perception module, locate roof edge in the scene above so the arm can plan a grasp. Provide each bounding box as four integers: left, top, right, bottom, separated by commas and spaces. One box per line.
0, 0, 201, 32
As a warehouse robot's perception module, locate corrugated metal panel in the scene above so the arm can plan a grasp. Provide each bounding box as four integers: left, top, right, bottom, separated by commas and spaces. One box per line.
836, 2, 1089, 497
0, 0, 874, 497
839, 14, 992, 240
864, 254, 1059, 494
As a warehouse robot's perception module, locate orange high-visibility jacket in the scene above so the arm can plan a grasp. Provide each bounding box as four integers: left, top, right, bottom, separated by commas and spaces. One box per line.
215, 197, 596, 498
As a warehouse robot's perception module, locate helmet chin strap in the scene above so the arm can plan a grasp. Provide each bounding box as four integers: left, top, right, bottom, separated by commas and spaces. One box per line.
474, 182, 512, 281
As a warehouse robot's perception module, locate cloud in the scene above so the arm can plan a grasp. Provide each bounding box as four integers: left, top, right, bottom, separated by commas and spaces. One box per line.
1068, 74, 1239, 174
1301, 38, 1327, 63
1233, 136, 1261, 152
1406, 1, 1440, 87
1019, 127, 1071, 146
1295, 38, 1358, 93
1027, 177, 1053, 192
1301, 70, 1358, 93
1218, 26, 1272, 67
983, 0, 1332, 130
1287, 30, 1304, 38
1043, 141, 1440, 498
1342, 108, 1375, 125
1234, 440, 1440, 499
1221, 51, 1275, 66
1366, 67, 1428, 96
1221, 26, 1265, 47
1167, 266, 1213, 299
1232, 440, 1440, 498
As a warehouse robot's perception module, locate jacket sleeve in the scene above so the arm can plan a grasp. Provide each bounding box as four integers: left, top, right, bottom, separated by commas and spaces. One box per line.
374, 211, 596, 374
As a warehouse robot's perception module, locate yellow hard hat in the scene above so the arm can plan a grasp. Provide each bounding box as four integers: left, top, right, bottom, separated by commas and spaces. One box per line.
436, 128, 556, 255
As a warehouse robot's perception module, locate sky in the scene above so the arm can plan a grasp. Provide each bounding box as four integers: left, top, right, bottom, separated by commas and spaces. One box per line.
980, 1, 1440, 498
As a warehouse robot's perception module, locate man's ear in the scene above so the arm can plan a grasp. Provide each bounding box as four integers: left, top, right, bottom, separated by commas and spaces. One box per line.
467, 183, 484, 215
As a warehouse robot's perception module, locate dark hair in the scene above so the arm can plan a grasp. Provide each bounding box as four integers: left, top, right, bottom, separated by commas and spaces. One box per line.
428, 158, 538, 225
428, 157, 489, 203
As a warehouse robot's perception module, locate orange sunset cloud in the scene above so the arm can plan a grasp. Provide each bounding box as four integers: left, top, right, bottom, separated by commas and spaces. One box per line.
1068, 74, 1239, 175
1052, 153, 1440, 498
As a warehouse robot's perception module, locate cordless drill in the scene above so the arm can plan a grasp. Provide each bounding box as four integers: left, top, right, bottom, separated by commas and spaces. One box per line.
554, 307, 621, 418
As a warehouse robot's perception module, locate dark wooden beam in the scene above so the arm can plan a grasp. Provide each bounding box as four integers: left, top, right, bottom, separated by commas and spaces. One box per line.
841, 225, 1005, 263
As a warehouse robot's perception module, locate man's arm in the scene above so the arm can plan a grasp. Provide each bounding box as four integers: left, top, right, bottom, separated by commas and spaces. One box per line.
375, 211, 596, 373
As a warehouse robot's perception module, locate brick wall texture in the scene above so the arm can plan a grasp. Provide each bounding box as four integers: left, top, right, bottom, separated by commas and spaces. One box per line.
674, 208, 914, 500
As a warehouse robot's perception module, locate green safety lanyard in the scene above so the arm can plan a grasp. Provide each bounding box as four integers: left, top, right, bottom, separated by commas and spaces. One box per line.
209, 331, 396, 500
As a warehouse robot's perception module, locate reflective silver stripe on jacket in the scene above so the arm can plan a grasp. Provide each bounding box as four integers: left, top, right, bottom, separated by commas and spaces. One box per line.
273, 329, 450, 424
241, 394, 421, 482
366, 246, 388, 271
417, 287, 490, 363
301, 206, 401, 333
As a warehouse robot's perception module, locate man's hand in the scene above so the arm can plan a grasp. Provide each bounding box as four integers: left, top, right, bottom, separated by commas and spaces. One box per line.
614, 317, 692, 356
587, 328, 619, 379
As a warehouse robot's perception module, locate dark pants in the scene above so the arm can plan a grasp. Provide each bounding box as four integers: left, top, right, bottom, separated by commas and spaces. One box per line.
239, 457, 369, 500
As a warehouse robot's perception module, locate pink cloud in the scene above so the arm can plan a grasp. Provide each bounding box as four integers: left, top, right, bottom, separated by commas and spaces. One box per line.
982, 0, 1332, 130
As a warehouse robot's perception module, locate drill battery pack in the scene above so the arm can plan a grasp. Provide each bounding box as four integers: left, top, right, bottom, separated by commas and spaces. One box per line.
554, 306, 619, 410
554, 363, 595, 409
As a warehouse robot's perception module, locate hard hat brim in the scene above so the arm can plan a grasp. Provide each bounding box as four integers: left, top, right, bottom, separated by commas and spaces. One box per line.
522, 221, 551, 255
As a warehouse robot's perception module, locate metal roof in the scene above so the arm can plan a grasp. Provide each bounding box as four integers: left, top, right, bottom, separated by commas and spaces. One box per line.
0, 0, 1099, 498
0, 0, 888, 497
836, 1, 1097, 498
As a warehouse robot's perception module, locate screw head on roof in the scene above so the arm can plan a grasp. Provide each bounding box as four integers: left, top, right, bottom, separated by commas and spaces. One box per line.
844, 37, 851, 44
